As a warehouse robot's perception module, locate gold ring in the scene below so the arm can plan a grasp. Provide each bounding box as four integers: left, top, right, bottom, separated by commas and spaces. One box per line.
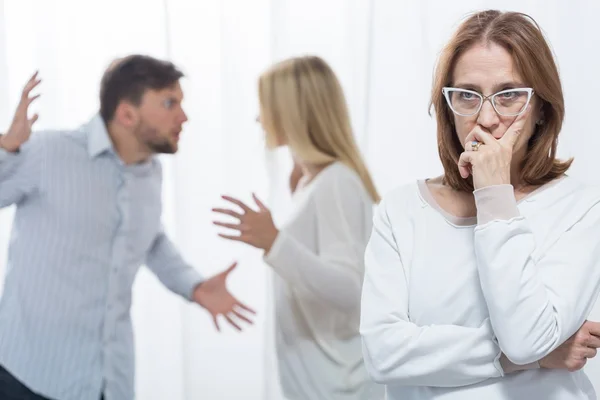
471, 141, 482, 151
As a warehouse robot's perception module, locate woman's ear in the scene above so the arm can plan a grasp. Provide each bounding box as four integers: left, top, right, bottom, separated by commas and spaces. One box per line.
535, 101, 545, 126
536, 109, 545, 125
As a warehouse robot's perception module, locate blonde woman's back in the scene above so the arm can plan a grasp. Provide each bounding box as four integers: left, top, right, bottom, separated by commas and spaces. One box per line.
264, 162, 383, 400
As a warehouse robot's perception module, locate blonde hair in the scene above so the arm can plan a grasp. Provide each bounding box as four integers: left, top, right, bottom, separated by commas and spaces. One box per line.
430, 10, 572, 192
258, 55, 380, 203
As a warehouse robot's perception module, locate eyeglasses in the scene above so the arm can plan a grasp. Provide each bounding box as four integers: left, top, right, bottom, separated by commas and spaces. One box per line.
442, 87, 534, 117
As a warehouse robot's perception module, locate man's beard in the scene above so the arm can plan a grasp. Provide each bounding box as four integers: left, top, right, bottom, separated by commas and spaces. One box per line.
136, 123, 177, 154
147, 139, 176, 154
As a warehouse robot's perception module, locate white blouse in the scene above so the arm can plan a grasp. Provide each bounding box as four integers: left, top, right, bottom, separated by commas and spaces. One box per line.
360, 175, 600, 400
264, 162, 384, 400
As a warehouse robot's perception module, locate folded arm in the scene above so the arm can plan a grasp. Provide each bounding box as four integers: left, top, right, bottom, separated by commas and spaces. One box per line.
360, 197, 512, 387
474, 184, 600, 364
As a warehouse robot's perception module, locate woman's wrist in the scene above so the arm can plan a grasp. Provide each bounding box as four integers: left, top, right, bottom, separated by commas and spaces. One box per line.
500, 353, 540, 374
474, 185, 520, 225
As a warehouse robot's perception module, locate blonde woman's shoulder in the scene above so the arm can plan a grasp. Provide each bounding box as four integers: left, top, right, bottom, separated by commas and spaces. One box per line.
319, 161, 365, 189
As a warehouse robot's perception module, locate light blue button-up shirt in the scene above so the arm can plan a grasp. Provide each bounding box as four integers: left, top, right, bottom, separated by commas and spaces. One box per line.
0, 115, 204, 400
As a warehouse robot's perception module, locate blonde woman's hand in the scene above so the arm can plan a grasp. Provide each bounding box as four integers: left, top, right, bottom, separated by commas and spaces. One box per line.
212, 193, 279, 253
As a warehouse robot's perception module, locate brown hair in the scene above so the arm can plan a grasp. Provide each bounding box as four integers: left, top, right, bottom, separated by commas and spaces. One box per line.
100, 55, 184, 123
429, 10, 572, 191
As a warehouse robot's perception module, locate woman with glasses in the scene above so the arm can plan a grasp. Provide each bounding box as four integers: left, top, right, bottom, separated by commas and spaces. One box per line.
360, 10, 600, 400
212, 55, 384, 400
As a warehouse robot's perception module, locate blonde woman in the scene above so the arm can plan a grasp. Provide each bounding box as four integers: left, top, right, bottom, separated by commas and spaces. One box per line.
212, 56, 383, 400
360, 10, 600, 400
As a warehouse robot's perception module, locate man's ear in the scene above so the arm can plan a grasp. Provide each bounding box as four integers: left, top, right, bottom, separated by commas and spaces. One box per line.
114, 102, 139, 128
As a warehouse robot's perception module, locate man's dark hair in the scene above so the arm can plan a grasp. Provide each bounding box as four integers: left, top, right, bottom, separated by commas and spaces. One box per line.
99, 54, 184, 123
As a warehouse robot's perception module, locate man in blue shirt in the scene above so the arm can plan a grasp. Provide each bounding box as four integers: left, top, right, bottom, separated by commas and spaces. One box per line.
0, 55, 255, 400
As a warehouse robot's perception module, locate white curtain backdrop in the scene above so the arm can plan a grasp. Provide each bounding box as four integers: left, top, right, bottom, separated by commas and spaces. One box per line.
0, 0, 599, 399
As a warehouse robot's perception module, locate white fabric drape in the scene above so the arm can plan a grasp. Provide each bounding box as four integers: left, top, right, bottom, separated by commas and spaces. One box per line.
0, 1, 599, 399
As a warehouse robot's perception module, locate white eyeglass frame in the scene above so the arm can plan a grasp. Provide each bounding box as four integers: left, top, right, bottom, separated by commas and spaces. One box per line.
441, 87, 535, 117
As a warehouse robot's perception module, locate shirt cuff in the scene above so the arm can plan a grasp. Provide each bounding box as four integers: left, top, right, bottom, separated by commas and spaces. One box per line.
179, 269, 205, 301
0, 144, 21, 163
474, 185, 520, 225
0, 147, 10, 163
263, 230, 291, 270
499, 353, 540, 374
263, 230, 309, 281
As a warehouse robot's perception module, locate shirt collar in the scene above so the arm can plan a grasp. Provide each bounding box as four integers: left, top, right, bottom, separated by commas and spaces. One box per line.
86, 114, 113, 158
